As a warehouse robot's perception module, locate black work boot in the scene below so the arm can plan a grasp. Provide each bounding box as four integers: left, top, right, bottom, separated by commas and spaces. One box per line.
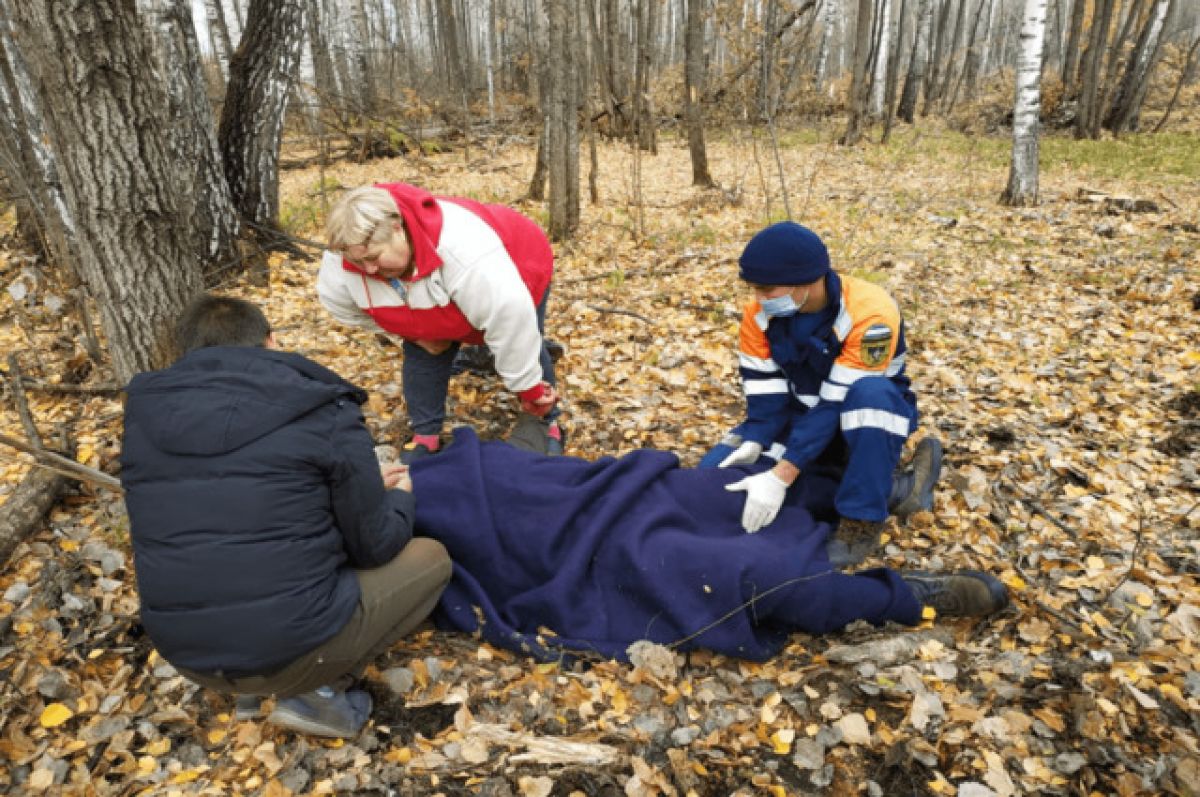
890, 436, 944, 518
900, 571, 1009, 617
825, 518, 885, 568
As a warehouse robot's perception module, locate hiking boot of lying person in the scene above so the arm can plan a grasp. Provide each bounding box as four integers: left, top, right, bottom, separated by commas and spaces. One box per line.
889, 436, 944, 518
507, 415, 566, 455
267, 685, 372, 739
824, 518, 884, 568
900, 571, 1010, 617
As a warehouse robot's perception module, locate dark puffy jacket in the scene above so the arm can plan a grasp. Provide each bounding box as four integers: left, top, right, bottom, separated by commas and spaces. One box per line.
120, 346, 415, 676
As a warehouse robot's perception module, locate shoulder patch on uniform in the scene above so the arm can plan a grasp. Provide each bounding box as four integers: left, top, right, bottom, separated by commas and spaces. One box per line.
861, 323, 893, 367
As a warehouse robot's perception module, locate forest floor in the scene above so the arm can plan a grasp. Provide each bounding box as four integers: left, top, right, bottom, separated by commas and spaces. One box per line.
1, 118, 1199, 796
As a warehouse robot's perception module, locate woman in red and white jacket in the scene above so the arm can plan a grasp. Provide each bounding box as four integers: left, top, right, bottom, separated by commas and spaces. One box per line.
319, 183, 562, 460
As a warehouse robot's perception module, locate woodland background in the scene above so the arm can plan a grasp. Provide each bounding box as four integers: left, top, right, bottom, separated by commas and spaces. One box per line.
0, 0, 1198, 795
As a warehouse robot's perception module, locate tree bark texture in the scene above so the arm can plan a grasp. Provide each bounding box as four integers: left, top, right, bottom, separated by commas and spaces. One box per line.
898, 0, 933, 123
842, 0, 876, 144
0, 460, 68, 566
1075, 0, 1115, 138
1105, 0, 1173, 133
143, 0, 243, 284
0, 2, 80, 266
8, 0, 203, 382
1002, 0, 1048, 207
684, 0, 713, 186
218, 0, 307, 233
546, 0, 580, 240
204, 0, 235, 81
1062, 0, 1087, 90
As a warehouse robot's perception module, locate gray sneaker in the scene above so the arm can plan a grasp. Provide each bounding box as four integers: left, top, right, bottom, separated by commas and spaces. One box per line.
234, 694, 263, 720
267, 686, 372, 738
825, 518, 884, 568
901, 571, 1010, 617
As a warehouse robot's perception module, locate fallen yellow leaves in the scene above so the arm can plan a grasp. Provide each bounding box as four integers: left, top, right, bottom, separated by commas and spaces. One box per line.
38, 703, 73, 728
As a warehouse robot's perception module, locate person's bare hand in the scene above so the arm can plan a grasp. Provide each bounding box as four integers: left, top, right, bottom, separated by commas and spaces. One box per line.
414, 339, 452, 355
381, 462, 410, 491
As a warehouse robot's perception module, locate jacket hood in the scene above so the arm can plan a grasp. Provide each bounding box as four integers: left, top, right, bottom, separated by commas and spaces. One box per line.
124, 347, 366, 456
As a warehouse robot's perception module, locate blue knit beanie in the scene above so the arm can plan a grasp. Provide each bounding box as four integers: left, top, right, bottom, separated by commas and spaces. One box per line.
738, 222, 831, 285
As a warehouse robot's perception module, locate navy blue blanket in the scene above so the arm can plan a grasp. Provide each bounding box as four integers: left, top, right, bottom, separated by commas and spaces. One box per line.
412, 429, 920, 661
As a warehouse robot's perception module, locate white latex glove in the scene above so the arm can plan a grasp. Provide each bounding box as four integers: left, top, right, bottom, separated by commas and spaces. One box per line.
725, 470, 790, 533
718, 440, 763, 469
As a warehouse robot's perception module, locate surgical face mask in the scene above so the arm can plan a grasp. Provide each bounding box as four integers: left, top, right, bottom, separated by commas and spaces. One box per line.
760, 287, 810, 318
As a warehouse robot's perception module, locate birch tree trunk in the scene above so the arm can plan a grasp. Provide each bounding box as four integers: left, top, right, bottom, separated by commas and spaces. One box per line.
684, 0, 713, 186
1105, 0, 1173, 133
546, 0, 579, 240
0, 1, 79, 264
870, 0, 893, 115
306, 0, 340, 104
6, 0, 203, 381
218, 0, 307, 239
204, 0, 235, 82
898, 0, 933, 122
1002, 0, 1048, 207
349, 0, 377, 113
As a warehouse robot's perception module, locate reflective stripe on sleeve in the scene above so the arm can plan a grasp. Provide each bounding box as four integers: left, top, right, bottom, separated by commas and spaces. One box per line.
744, 378, 790, 396
738, 353, 780, 373
819, 382, 848, 402
829, 355, 906, 383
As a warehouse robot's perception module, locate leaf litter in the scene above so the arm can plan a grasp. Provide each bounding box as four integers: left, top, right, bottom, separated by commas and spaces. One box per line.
0, 126, 1198, 795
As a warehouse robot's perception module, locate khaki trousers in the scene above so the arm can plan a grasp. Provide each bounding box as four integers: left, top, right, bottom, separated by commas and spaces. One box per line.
180, 537, 452, 698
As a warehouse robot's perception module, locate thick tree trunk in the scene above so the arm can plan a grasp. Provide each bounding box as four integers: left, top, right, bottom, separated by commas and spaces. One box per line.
218, 0, 307, 239
684, 0, 713, 187
142, 0, 243, 284
8, 0, 203, 381
1002, 0, 1048, 207
546, 0, 580, 240
898, 0, 933, 123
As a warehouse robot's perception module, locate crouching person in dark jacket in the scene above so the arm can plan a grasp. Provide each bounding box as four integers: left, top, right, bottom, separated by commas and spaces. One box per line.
120, 294, 452, 738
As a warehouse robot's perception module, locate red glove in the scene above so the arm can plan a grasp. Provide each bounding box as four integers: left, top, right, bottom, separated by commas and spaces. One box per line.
519, 382, 558, 417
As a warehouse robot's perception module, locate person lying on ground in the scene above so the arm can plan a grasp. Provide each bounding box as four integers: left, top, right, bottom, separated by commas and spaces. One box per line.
120, 294, 452, 740
408, 416, 1008, 664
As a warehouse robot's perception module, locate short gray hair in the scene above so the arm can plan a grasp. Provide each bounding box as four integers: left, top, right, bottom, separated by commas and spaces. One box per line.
325, 186, 401, 252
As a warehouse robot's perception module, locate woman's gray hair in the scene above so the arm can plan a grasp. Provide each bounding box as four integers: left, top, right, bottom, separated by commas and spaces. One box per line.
325, 186, 401, 252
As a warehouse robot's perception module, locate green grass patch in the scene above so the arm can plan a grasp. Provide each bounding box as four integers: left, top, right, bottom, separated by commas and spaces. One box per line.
1039, 133, 1200, 181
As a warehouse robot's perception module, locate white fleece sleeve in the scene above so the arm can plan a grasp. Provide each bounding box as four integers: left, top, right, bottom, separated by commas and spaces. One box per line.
434, 215, 544, 394
317, 250, 377, 330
